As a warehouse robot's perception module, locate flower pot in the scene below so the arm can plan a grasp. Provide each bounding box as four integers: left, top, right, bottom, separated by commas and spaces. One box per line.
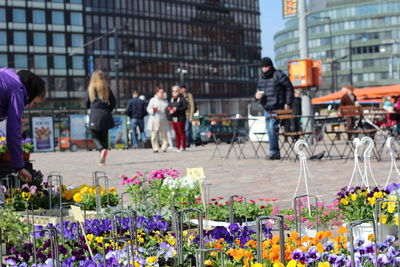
0, 152, 30, 163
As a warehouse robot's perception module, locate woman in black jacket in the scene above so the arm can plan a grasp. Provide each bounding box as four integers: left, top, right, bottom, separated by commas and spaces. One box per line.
86, 70, 116, 165
167, 85, 188, 151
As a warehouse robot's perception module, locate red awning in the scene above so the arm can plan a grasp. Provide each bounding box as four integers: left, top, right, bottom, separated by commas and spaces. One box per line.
312, 84, 400, 104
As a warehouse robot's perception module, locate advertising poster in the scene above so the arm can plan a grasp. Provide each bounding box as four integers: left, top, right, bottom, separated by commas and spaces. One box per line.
70, 115, 87, 140
32, 117, 55, 152
108, 115, 128, 149
283, 0, 298, 18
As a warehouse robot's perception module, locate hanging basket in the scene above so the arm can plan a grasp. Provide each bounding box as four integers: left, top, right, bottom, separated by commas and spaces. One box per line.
0, 152, 30, 163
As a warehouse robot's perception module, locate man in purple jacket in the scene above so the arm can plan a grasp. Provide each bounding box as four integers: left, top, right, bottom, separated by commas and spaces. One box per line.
0, 68, 46, 183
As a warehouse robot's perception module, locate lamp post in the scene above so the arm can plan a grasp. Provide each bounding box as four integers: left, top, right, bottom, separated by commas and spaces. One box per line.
312, 16, 334, 92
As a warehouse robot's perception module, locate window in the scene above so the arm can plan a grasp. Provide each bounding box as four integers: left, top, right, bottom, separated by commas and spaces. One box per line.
13, 9, 26, 23
0, 54, 7, 67
70, 12, 83, 26
72, 56, 84, 69
14, 32, 27, 45
71, 34, 83, 47
53, 33, 65, 47
52, 11, 64, 24
70, 0, 82, 3
0, 8, 5, 22
54, 78, 66, 91
0, 31, 6, 45
53, 56, 66, 69
34, 55, 47, 69
14, 55, 28, 68
32, 10, 46, 24
33, 32, 46, 46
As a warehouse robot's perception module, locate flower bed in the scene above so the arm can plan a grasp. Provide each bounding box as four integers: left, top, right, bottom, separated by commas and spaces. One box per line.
5, 214, 400, 267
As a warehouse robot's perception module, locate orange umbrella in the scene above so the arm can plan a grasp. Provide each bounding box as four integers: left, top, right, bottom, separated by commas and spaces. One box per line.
312, 84, 400, 104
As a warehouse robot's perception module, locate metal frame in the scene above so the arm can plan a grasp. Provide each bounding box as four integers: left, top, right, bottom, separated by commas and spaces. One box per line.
349, 219, 378, 267
32, 227, 60, 267
93, 175, 110, 215
384, 137, 400, 189
256, 215, 285, 265
175, 208, 204, 267
228, 195, 247, 225
171, 193, 188, 233
374, 198, 400, 242
47, 174, 63, 211
293, 195, 319, 237
59, 202, 86, 244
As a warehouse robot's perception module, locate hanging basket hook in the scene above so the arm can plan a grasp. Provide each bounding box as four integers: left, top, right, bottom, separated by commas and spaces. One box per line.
294, 140, 308, 160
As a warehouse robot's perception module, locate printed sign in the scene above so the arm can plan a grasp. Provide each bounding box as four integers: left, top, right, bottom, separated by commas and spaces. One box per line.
71, 205, 85, 223
70, 115, 87, 140
283, 0, 298, 18
108, 116, 128, 149
186, 168, 205, 180
32, 117, 54, 152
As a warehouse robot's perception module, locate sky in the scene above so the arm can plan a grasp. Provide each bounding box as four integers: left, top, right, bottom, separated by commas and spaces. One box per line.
260, 0, 286, 60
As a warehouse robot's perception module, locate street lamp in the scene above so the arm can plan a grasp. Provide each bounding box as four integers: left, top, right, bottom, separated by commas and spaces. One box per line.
312, 16, 334, 93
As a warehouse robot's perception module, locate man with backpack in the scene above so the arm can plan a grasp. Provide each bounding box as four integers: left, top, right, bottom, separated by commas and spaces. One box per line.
180, 84, 196, 147
255, 57, 294, 160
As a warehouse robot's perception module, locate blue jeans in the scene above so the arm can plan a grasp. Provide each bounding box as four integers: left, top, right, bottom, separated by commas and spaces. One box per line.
265, 111, 280, 156
185, 118, 192, 146
131, 118, 145, 148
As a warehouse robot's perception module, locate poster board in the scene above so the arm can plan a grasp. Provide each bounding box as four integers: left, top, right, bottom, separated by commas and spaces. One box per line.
108, 115, 128, 149
32, 117, 55, 152
69, 115, 87, 140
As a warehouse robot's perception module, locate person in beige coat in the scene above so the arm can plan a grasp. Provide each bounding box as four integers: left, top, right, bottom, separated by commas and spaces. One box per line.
147, 87, 170, 152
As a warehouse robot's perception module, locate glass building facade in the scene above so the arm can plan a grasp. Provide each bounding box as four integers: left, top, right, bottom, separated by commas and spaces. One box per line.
0, 0, 85, 107
84, 0, 261, 113
1, 0, 261, 113
274, 0, 400, 95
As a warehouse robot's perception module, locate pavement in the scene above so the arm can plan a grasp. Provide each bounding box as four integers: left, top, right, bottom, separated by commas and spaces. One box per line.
30, 142, 398, 208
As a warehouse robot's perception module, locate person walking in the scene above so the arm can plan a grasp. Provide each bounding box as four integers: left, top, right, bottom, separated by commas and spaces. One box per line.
168, 85, 188, 151
147, 86, 169, 153
255, 57, 294, 160
0, 68, 46, 183
126, 90, 147, 148
87, 70, 116, 166
180, 85, 195, 147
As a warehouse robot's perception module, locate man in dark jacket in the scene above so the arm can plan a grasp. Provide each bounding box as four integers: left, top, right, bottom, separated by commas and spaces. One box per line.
126, 90, 147, 148
255, 57, 294, 160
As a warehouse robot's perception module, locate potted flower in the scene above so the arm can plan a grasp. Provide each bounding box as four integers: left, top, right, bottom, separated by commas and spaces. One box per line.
0, 131, 34, 163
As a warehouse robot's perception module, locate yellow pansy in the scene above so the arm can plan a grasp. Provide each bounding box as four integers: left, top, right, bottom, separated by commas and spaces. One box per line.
340, 198, 349, 205
286, 260, 298, 267
318, 263, 331, 267
374, 191, 383, 199
381, 215, 388, 224
73, 193, 83, 203
109, 187, 117, 193
367, 197, 376, 205
273, 263, 284, 267
350, 194, 357, 201
146, 256, 157, 264
204, 260, 214, 266
86, 234, 94, 242
96, 236, 103, 244
21, 192, 31, 201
